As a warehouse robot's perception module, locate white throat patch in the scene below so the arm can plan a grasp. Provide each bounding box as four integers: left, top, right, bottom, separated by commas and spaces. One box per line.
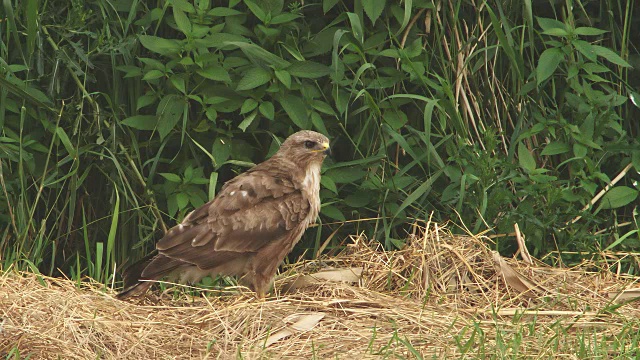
303, 162, 322, 191
303, 162, 322, 222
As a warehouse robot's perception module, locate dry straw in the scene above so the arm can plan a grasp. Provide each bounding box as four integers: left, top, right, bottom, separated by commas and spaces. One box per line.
2, 221, 640, 358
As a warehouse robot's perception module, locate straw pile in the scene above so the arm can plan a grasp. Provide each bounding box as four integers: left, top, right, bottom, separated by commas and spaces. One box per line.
2, 221, 640, 358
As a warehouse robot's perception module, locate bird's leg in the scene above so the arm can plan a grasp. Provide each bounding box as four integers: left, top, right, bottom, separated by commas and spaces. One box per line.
239, 271, 269, 298
249, 271, 274, 299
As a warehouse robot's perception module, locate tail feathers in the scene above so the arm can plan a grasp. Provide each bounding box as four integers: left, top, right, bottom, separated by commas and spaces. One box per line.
116, 253, 183, 299
116, 280, 154, 299
117, 252, 157, 299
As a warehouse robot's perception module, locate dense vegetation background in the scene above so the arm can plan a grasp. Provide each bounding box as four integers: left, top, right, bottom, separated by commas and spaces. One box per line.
0, 0, 639, 285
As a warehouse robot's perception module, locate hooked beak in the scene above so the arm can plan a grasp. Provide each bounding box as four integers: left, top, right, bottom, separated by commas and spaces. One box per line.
320, 142, 331, 156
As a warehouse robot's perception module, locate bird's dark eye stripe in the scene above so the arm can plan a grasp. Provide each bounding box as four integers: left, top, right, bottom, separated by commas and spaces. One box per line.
304, 140, 316, 149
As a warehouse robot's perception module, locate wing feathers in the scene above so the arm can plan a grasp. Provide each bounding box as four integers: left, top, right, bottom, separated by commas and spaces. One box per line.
140, 254, 183, 279
118, 130, 328, 299
156, 224, 202, 251
191, 229, 216, 247
143, 165, 311, 280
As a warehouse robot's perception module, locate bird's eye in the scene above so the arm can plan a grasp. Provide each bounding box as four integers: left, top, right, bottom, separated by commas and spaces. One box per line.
304, 140, 316, 149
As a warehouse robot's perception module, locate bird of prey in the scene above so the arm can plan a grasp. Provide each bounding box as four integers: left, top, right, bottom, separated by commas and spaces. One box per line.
117, 130, 330, 299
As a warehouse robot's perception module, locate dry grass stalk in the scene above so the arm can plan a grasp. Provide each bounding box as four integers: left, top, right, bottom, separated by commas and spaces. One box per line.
2, 222, 640, 358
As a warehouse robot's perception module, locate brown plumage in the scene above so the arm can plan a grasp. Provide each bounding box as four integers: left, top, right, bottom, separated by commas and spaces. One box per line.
117, 130, 330, 299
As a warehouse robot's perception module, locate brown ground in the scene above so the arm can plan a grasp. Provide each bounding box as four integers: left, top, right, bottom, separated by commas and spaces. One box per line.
2, 222, 640, 359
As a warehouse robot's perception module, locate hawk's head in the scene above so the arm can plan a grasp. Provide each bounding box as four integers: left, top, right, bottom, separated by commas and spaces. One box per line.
276, 130, 330, 167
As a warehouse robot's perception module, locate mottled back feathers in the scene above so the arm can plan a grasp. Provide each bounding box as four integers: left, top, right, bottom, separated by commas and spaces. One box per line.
117, 130, 330, 299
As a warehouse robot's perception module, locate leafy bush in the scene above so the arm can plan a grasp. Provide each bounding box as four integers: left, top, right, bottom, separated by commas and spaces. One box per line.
0, 0, 639, 283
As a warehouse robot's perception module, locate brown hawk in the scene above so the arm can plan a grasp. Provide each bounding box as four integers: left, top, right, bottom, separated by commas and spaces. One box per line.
117, 130, 330, 299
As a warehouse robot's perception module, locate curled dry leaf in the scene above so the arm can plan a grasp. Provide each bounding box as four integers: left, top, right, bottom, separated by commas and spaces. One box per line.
264, 312, 326, 347
491, 251, 550, 298
281, 267, 363, 292
608, 288, 640, 302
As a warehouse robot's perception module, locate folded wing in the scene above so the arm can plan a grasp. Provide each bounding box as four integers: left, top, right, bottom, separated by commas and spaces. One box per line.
141, 167, 310, 278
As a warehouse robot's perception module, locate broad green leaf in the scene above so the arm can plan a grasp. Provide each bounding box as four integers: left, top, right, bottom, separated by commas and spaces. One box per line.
632, 151, 640, 173
541, 141, 570, 156
156, 95, 187, 139
167, 195, 178, 217
7, 64, 29, 72
321, 204, 346, 221
274, 69, 291, 89
244, 0, 267, 22
173, 6, 192, 35
536, 17, 567, 32
363, 0, 385, 25
236, 67, 271, 91
142, 69, 164, 80
170, 76, 186, 93
139, 35, 182, 56
240, 99, 259, 114
536, 47, 564, 85
205, 107, 217, 121
271, 13, 301, 24
582, 63, 610, 74
176, 192, 190, 209
136, 94, 157, 110
279, 94, 310, 129
567, 64, 579, 79
259, 101, 275, 120
529, 173, 557, 183
212, 138, 231, 167
323, 0, 339, 13
320, 176, 338, 194
518, 142, 536, 172
325, 167, 366, 183
209, 7, 243, 16
171, 0, 195, 12
281, 42, 305, 61
139, 57, 165, 70
121, 115, 158, 130
197, 66, 231, 83
117, 65, 143, 78
333, 88, 349, 115
573, 40, 597, 62
344, 190, 372, 207
325, 155, 386, 170
310, 100, 335, 116
346, 12, 364, 44
225, 41, 290, 68
286, 61, 331, 79
196, 34, 249, 48
592, 45, 631, 67
382, 110, 408, 130
160, 173, 182, 182
574, 27, 608, 36
600, 186, 639, 209
310, 112, 329, 135
377, 48, 401, 58
238, 110, 257, 131
573, 143, 587, 158
542, 28, 570, 37
189, 191, 206, 208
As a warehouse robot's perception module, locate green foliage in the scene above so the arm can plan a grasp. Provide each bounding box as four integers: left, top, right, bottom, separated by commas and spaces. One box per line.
0, 0, 639, 285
